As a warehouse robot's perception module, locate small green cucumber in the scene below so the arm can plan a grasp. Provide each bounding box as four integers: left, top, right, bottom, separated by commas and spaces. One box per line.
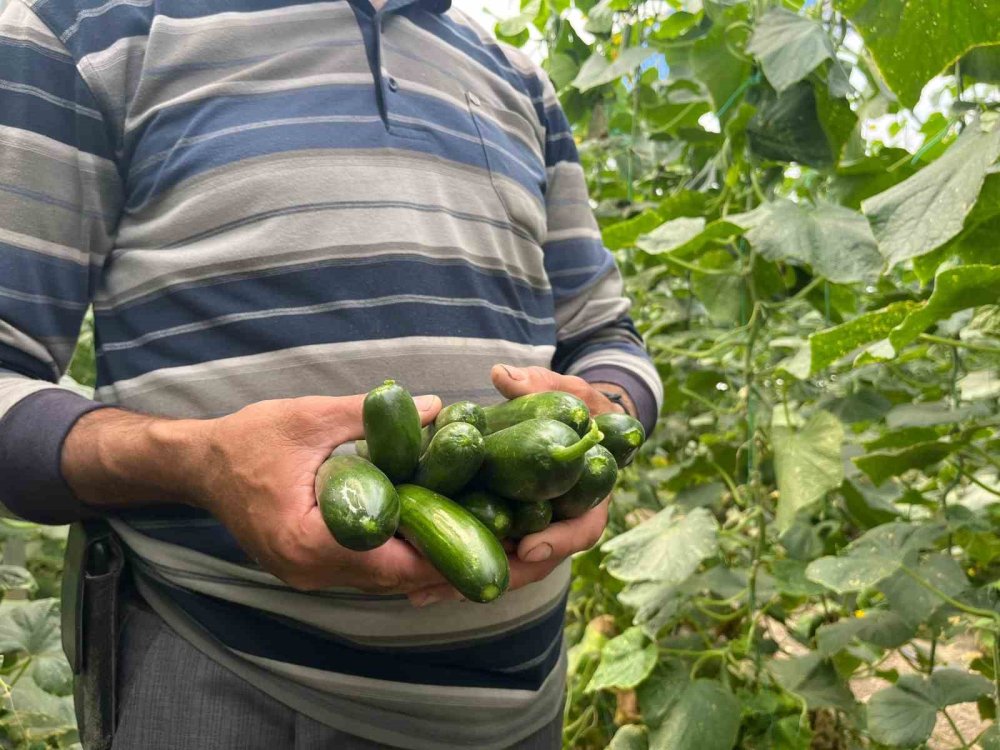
511, 500, 552, 537
551, 444, 617, 520
483, 391, 591, 436
434, 401, 487, 434
396, 484, 509, 603
594, 413, 645, 468
456, 490, 513, 540
479, 418, 603, 502
413, 422, 485, 496
362, 380, 422, 483
315, 455, 399, 551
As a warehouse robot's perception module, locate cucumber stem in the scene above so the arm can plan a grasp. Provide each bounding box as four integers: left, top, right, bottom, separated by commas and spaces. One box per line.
550, 420, 604, 464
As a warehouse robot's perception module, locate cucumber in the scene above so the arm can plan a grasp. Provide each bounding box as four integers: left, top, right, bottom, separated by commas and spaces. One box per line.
413, 422, 485, 496
479, 418, 604, 502
359, 430, 428, 461
419, 425, 433, 456
594, 413, 645, 468
484, 391, 591, 436
551, 444, 617, 520
363, 380, 422, 483
315, 455, 399, 551
396, 484, 509, 603
355, 439, 370, 460
456, 490, 513, 540
511, 499, 552, 538
435, 401, 487, 434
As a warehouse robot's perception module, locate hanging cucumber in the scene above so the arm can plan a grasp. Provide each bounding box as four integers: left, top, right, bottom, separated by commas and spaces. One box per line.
362, 380, 422, 483
483, 391, 591, 436
511, 499, 552, 537
456, 490, 513, 540
396, 484, 509, 603
594, 413, 645, 468
435, 401, 487, 434
551, 444, 617, 520
315, 455, 399, 551
413, 422, 485, 496
479, 418, 603, 501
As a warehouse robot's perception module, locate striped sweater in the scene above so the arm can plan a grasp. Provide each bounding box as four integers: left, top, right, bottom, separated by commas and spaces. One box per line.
0, 0, 663, 747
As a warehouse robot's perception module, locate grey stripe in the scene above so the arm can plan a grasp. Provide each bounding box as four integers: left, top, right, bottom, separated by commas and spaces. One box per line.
102, 293, 554, 353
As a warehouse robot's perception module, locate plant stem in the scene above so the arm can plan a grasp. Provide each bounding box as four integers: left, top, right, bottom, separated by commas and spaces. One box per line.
900, 566, 1000, 621
942, 707, 969, 749
993, 632, 1000, 725
919, 333, 1000, 356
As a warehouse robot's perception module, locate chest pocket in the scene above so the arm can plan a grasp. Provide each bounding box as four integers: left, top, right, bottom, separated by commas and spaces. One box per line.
466, 91, 547, 243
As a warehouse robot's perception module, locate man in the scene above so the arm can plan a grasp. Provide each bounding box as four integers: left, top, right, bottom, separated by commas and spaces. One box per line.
0, 0, 662, 747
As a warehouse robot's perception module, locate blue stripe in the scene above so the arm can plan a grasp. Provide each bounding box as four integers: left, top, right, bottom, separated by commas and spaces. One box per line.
544, 105, 578, 165
96, 301, 555, 383
139, 568, 565, 689
543, 237, 616, 299
553, 321, 645, 373
98, 256, 551, 344
0, 243, 90, 306
0, 84, 113, 160
41, 0, 155, 60
0, 37, 79, 103
124, 85, 544, 207
0, 342, 58, 382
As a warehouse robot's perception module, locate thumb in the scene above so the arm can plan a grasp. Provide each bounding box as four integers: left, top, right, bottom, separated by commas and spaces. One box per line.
491, 364, 559, 400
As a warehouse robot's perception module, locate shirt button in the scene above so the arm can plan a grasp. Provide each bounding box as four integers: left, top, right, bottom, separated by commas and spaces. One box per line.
468, 92, 481, 106
387, 77, 399, 92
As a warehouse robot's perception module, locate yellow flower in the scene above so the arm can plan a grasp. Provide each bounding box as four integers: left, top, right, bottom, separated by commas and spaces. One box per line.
854, 609, 866, 618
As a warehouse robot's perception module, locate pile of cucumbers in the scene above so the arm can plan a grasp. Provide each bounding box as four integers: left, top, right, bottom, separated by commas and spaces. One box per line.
315, 379, 645, 603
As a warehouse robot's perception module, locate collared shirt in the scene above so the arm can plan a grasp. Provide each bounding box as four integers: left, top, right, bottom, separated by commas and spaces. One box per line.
0, 0, 663, 746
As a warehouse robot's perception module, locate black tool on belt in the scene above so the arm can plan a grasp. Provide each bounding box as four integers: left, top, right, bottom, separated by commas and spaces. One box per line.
61, 520, 125, 750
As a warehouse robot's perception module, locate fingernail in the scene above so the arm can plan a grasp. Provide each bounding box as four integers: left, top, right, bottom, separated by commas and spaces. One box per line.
413, 592, 440, 608
522, 543, 552, 563
502, 364, 525, 381
414, 395, 439, 412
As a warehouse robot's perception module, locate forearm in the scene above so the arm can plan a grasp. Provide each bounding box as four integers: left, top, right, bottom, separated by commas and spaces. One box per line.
61, 408, 211, 511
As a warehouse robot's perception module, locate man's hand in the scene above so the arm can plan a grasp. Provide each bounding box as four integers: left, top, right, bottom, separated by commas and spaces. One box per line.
490, 364, 637, 418
408, 364, 629, 607
63, 394, 450, 594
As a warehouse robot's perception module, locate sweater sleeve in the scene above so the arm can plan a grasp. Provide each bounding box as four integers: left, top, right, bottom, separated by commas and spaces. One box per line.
536, 71, 662, 433
0, 1, 121, 522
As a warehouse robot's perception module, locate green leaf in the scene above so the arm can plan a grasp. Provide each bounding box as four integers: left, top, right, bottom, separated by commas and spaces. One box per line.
771, 410, 844, 532
862, 117, 1000, 269
981, 724, 1000, 750
666, 9, 751, 112
609, 725, 649, 750
586, 626, 658, 692
572, 47, 653, 92
496, 0, 541, 37
834, 0, 1000, 107
744, 200, 881, 284
770, 559, 828, 597
0, 565, 37, 593
636, 217, 745, 258
0, 675, 77, 743
806, 522, 945, 593
769, 654, 856, 710
602, 507, 719, 583
545, 52, 580, 90
808, 302, 916, 373
879, 553, 968, 626
853, 437, 964, 486
0, 599, 73, 697
649, 680, 740, 750
815, 610, 913, 656
618, 581, 687, 639
866, 678, 938, 747
691, 249, 743, 324
867, 670, 994, 746
746, 82, 840, 168
889, 264, 1000, 350
746, 9, 834, 93
637, 662, 688, 727
603, 210, 664, 250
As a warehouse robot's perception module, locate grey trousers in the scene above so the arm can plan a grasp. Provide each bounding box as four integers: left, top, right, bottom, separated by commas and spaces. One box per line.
111, 603, 563, 750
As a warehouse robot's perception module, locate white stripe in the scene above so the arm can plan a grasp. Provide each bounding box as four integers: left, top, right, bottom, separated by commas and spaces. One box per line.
0, 79, 102, 119
60, 0, 154, 43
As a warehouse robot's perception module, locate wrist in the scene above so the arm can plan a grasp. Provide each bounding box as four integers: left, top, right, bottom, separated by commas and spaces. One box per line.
62, 408, 212, 510
590, 382, 637, 417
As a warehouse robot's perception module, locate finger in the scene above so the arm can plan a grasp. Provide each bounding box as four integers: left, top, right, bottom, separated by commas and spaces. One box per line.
507, 556, 562, 591
292, 508, 447, 591
516, 497, 609, 563
301, 393, 441, 443
491, 365, 614, 415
